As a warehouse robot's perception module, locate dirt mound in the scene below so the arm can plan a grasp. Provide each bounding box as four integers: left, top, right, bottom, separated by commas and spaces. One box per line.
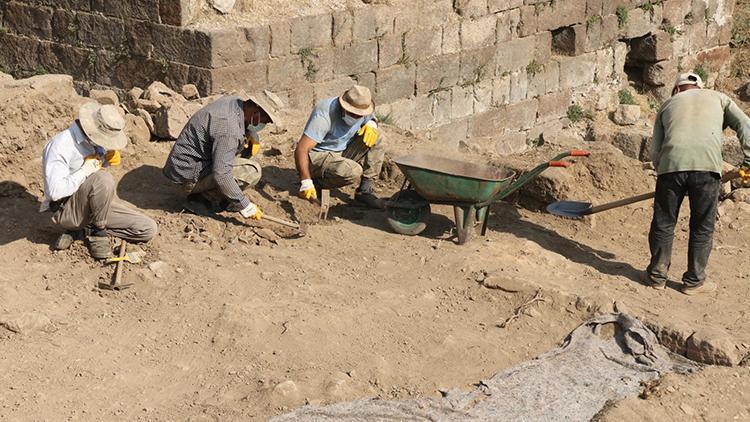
492, 143, 655, 211
0, 74, 88, 180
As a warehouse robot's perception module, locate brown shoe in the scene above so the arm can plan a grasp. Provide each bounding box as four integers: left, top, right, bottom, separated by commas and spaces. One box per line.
86, 235, 112, 259
681, 281, 717, 296
639, 271, 666, 290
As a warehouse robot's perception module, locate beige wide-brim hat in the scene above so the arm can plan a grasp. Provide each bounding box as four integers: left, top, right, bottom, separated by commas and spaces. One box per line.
78, 102, 128, 150
247, 90, 283, 126
339, 85, 374, 116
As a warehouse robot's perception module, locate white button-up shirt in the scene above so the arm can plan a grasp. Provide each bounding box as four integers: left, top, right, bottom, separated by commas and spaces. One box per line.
40, 122, 96, 211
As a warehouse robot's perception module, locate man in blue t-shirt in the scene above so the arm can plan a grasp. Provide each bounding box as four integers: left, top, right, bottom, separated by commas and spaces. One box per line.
294, 85, 385, 209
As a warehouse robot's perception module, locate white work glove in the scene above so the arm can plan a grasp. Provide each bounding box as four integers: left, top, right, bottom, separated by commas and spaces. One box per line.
239, 202, 262, 220
298, 178, 317, 201
81, 158, 102, 177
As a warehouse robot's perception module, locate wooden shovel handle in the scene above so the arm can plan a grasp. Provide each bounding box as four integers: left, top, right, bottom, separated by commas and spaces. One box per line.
263, 214, 301, 229
587, 170, 740, 215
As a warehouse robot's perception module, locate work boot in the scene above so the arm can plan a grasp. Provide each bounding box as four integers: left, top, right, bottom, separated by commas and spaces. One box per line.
86, 231, 112, 260
354, 178, 384, 209
680, 281, 717, 296
639, 271, 666, 290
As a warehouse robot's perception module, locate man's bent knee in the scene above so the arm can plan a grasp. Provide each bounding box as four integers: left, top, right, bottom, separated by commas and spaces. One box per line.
335, 162, 363, 186
86, 171, 116, 191
234, 160, 262, 189
129, 216, 158, 242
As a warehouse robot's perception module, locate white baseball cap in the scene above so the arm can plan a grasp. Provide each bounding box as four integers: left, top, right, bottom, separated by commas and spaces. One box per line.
674, 72, 704, 89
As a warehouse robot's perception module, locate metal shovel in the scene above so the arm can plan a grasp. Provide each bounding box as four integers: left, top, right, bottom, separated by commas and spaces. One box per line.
547, 170, 741, 218
547, 192, 655, 217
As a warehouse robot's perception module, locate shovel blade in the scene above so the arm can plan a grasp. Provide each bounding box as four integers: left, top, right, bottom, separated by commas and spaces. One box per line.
546, 200, 593, 218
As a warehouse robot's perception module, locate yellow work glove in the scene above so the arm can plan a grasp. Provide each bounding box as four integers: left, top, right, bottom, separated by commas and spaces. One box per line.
298, 178, 317, 201
240, 203, 262, 220
245, 135, 261, 157
740, 167, 750, 182
357, 121, 378, 148
104, 150, 121, 166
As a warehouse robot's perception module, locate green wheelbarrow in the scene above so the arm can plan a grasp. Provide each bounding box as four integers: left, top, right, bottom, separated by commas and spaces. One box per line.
385, 150, 590, 244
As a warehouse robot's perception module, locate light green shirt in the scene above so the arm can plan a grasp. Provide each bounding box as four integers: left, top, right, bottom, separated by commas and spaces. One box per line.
651, 89, 750, 175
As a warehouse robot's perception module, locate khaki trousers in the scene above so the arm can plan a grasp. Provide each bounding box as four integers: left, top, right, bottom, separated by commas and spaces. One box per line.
52, 171, 157, 242
184, 156, 261, 201
309, 133, 385, 189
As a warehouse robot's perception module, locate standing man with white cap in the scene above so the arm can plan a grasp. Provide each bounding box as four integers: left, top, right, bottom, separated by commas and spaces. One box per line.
644, 72, 750, 294
41, 102, 158, 259
294, 85, 385, 209
163, 91, 282, 219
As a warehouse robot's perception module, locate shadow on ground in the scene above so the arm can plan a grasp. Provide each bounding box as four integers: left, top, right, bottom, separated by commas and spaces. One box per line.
0, 181, 59, 247
488, 202, 641, 283
117, 165, 184, 213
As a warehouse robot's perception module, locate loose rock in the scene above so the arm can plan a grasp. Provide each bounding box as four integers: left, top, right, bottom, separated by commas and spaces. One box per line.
613, 104, 641, 126
0, 312, 56, 334
89, 89, 119, 106
182, 84, 199, 100
687, 327, 741, 366
154, 102, 200, 139
731, 188, 750, 204
148, 261, 168, 279
135, 108, 155, 135
125, 114, 151, 145
211, 0, 236, 14
144, 81, 185, 107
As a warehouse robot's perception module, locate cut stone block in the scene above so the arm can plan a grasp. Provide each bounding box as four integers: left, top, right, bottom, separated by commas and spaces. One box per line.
629, 31, 673, 62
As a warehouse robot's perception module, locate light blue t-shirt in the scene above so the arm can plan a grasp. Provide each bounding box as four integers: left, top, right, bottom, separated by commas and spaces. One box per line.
303, 97, 374, 152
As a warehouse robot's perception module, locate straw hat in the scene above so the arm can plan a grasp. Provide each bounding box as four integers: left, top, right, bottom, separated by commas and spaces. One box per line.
339, 85, 374, 116
78, 102, 128, 150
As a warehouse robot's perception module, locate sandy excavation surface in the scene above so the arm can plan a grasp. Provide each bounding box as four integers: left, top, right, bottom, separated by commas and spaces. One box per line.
1, 75, 750, 420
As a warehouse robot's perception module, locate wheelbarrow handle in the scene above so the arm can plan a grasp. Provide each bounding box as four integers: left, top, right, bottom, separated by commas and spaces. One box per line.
492, 150, 588, 202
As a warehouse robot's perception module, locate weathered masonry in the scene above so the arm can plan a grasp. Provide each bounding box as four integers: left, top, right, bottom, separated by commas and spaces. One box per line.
0, 0, 735, 151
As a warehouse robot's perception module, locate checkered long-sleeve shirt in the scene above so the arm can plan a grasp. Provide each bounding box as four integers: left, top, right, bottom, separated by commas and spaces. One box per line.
163, 96, 251, 211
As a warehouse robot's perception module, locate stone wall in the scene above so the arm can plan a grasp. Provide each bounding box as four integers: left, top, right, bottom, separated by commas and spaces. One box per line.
0, 0, 736, 151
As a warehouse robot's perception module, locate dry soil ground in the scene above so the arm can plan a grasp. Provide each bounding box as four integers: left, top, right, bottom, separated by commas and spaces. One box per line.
1, 73, 750, 421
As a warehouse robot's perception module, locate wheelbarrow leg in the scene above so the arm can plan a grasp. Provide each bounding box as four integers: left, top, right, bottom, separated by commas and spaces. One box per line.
453, 205, 476, 245
477, 205, 490, 236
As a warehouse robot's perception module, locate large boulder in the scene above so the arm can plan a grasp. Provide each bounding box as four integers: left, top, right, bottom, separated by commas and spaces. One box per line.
125, 114, 151, 145
144, 81, 186, 107
153, 102, 201, 139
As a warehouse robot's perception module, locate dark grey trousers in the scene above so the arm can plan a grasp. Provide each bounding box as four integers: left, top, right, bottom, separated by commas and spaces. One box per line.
647, 171, 721, 287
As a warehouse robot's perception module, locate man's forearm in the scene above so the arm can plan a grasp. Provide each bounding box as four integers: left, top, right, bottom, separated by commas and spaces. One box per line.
295, 146, 312, 181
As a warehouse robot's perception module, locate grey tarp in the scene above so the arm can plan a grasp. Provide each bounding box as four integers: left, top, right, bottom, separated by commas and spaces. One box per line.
273, 313, 700, 421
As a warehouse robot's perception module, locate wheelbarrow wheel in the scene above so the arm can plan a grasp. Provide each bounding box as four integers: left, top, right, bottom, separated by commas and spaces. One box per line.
386, 190, 431, 236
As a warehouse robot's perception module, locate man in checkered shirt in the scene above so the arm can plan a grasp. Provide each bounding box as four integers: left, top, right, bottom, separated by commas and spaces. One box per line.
163, 91, 281, 220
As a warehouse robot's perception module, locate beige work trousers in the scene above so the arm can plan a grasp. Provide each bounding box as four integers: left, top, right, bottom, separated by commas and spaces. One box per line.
308, 133, 385, 189
184, 156, 262, 201
52, 171, 157, 242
